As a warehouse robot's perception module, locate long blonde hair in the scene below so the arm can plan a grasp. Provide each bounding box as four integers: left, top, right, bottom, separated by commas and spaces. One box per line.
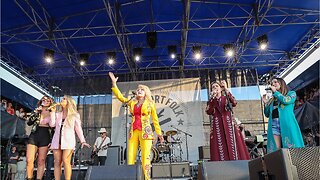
137, 84, 154, 104
62, 95, 80, 127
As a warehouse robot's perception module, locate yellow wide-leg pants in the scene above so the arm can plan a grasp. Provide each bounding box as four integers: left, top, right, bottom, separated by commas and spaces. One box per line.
128, 129, 153, 180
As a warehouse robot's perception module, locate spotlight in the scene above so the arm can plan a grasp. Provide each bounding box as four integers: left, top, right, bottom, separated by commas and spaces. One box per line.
133, 48, 142, 61
44, 49, 54, 63
168, 45, 177, 59
79, 53, 89, 66
108, 59, 114, 65
107, 52, 116, 64
147, 31, 157, 49
192, 46, 202, 60
223, 44, 235, 57
257, 34, 268, 50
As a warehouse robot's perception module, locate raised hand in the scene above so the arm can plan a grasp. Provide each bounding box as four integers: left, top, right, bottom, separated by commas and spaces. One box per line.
108, 72, 118, 86
220, 80, 229, 92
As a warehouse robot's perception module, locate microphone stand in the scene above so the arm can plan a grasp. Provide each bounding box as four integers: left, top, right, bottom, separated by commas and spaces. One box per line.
170, 126, 192, 161
122, 95, 135, 164
76, 131, 90, 180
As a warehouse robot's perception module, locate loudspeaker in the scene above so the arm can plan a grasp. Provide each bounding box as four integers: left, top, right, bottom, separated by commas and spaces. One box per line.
249, 147, 320, 180
198, 160, 249, 180
105, 146, 123, 165
152, 162, 191, 178
198, 146, 210, 160
85, 165, 143, 180
146, 31, 157, 49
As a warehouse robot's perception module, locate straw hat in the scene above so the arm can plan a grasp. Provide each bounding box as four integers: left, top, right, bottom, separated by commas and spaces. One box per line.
98, 128, 107, 133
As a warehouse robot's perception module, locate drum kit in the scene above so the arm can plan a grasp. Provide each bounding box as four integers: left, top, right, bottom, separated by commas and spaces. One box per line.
155, 130, 183, 163
137, 130, 184, 163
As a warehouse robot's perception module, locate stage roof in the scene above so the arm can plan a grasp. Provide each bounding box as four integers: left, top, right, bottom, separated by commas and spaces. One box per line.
1, 0, 319, 95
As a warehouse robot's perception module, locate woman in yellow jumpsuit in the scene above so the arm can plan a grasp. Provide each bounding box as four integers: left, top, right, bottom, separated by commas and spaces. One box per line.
109, 72, 164, 179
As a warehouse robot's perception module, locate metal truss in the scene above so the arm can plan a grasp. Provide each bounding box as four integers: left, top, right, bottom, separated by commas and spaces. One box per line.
1, 47, 50, 92
234, 0, 274, 66
2, 3, 318, 44
13, 0, 89, 78
103, 0, 137, 79
180, 0, 191, 71
1, 0, 319, 80
272, 23, 320, 76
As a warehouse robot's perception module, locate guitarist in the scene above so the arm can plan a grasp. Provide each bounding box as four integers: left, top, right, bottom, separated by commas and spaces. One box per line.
92, 128, 111, 166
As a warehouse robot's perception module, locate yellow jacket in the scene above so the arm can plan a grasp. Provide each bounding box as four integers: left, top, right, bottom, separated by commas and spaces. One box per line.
112, 86, 162, 140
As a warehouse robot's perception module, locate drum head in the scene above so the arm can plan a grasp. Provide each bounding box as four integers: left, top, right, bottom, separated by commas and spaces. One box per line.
157, 143, 170, 153
137, 147, 159, 163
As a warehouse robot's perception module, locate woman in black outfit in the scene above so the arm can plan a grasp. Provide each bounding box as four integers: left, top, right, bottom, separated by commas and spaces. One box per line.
26, 96, 54, 180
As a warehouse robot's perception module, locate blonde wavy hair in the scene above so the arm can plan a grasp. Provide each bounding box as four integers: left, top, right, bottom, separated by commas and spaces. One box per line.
62, 95, 80, 128
136, 84, 154, 103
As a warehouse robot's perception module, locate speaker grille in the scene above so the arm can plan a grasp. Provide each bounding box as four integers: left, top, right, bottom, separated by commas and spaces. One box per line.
289, 146, 320, 180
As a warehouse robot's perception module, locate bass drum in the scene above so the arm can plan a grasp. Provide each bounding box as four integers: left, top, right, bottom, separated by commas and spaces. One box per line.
137, 147, 159, 163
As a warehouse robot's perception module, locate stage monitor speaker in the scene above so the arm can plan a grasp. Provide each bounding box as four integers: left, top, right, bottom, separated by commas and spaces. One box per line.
198, 146, 210, 160
105, 146, 123, 165
60, 167, 87, 180
85, 165, 143, 180
152, 162, 191, 178
249, 146, 320, 180
198, 160, 249, 180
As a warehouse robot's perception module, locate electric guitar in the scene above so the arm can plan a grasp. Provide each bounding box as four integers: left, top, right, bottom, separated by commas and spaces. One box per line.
91, 142, 112, 158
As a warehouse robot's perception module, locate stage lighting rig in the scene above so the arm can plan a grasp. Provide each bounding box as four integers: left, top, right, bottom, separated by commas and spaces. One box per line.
257, 34, 268, 50
44, 49, 54, 63
107, 51, 116, 65
192, 46, 202, 60
147, 31, 157, 49
133, 48, 142, 61
223, 44, 235, 57
168, 45, 177, 59
79, 53, 89, 66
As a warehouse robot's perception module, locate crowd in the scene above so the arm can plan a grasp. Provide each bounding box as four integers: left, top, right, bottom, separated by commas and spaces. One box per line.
295, 84, 319, 109
1, 98, 30, 119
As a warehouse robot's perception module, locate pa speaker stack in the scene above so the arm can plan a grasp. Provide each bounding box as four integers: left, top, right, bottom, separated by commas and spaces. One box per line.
85, 164, 143, 180
249, 146, 320, 180
198, 160, 250, 180
151, 162, 191, 179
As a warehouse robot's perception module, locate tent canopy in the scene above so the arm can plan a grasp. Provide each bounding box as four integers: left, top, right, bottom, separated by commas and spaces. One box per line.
1, 0, 319, 95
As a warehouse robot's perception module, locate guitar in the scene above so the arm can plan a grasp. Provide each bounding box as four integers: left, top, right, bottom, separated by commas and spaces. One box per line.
91, 142, 112, 158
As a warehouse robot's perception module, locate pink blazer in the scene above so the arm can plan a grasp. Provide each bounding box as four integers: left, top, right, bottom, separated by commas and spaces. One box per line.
50, 112, 86, 150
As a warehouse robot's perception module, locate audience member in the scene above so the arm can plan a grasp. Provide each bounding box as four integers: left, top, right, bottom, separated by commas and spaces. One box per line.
16, 108, 26, 119
6, 102, 15, 115
15, 151, 26, 180
1, 99, 8, 110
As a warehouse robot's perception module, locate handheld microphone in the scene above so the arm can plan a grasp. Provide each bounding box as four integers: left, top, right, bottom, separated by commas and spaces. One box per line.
265, 87, 272, 91
131, 91, 136, 96
47, 103, 61, 111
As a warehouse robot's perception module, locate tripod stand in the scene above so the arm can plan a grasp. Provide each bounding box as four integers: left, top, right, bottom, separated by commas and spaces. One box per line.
75, 130, 90, 180
170, 125, 192, 161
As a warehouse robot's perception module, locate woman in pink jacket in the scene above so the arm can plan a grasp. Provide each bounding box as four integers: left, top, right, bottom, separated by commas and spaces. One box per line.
50, 95, 90, 180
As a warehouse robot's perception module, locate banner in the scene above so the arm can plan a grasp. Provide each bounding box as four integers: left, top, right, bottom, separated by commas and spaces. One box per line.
111, 78, 205, 163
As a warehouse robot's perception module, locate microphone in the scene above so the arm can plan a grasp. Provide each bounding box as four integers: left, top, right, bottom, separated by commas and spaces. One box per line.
265, 87, 272, 91
47, 103, 61, 111
131, 91, 136, 96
